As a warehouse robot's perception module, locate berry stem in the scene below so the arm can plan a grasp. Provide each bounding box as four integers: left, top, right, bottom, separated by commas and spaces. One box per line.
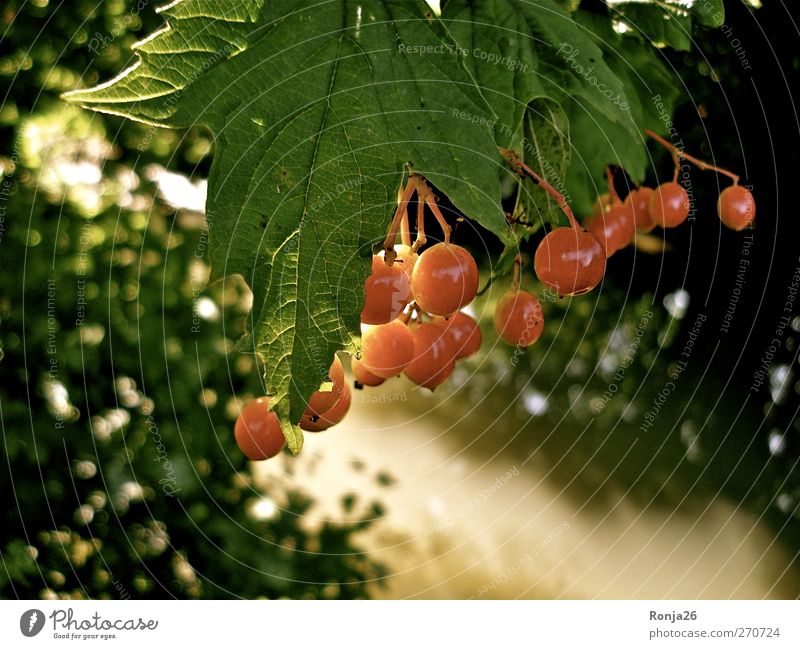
383, 176, 418, 263
423, 194, 452, 245
645, 129, 740, 184
512, 254, 522, 289
412, 196, 427, 252
400, 208, 411, 247
499, 147, 580, 230
605, 166, 620, 203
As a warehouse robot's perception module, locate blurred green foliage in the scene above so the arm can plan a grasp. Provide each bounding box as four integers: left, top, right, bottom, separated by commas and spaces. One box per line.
0, 0, 387, 599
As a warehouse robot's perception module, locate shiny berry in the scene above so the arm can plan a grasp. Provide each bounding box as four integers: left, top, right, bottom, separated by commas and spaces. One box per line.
411, 243, 479, 316
361, 254, 412, 325
403, 322, 455, 390
625, 187, 655, 232
361, 320, 415, 379
648, 182, 690, 228
717, 185, 755, 231
435, 311, 482, 359
534, 227, 606, 296
302, 356, 345, 420
493, 290, 544, 347
585, 202, 635, 257
234, 397, 285, 460
300, 384, 351, 432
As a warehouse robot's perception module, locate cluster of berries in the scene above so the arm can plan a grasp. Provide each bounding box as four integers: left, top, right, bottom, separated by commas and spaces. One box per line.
234, 133, 755, 461
585, 131, 756, 257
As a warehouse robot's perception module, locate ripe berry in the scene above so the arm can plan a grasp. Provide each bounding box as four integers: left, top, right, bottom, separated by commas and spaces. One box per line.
300, 384, 352, 432
625, 187, 655, 232
353, 359, 385, 387
302, 356, 345, 419
717, 185, 755, 231
403, 322, 455, 390
234, 397, 285, 460
361, 254, 412, 325
493, 290, 544, 347
533, 227, 605, 296
435, 311, 482, 359
648, 182, 690, 228
585, 202, 635, 257
411, 243, 479, 316
361, 320, 415, 378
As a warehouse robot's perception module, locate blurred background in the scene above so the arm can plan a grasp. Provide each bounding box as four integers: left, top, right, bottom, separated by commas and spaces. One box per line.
1, 0, 799, 599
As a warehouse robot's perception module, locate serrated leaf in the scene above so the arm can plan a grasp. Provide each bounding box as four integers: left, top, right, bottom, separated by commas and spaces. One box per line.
66, 0, 511, 452
609, 2, 694, 51
563, 11, 680, 214
519, 99, 571, 227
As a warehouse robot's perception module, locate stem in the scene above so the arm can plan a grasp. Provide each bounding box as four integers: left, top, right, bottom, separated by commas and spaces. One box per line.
512, 254, 522, 289
499, 147, 580, 230
383, 177, 418, 263
605, 166, 620, 203
400, 208, 411, 247
424, 194, 452, 244
645, 129, 740, 184
412, 197, 427, 252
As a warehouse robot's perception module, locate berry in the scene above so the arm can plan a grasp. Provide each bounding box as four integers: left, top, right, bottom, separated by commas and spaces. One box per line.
302, 356, 345, 419
625, 187, 656, 232
411, 243, 479, 316
361, 254, 412, 325
300, 384, 351, 432
234, 397, 285, 460
353, 359, 385, 387
717, 185, 755, 231
585, 202, 635, 257
403, 322, 455, 390
493, 290, 544, 347
648, 182, 690, 228
361, 320, 415, 378
533, 227, 606, 296
435, 311, 482, 359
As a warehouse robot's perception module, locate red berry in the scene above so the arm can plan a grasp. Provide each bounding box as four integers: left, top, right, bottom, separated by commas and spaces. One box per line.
533, 227, 605, 296
352, 359, 385, 387
648, 182, 690, 228
585, 202, 635, 257
434, 311, 482, 359
361, 320, 415, 378
234, 397, 285, 460
361, 254, 412, 325
493, 290, 544, 347
300, 384, 351, 432
717, 185, 755, 231
411, 243, 479, 316
625, 187, 655, 232
302, 356, 345, 419
403, 322, 455, 390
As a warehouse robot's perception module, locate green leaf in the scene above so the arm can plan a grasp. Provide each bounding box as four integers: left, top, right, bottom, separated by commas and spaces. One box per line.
563, 11, 679, 214
692, 0, 726, 28
519, 98, 571, 227
607, 0, 725, 50
66, 0, 510, 452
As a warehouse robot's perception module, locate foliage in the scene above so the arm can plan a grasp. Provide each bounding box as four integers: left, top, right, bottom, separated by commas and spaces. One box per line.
65, 0, 682, 448
0, 1, 387, 599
